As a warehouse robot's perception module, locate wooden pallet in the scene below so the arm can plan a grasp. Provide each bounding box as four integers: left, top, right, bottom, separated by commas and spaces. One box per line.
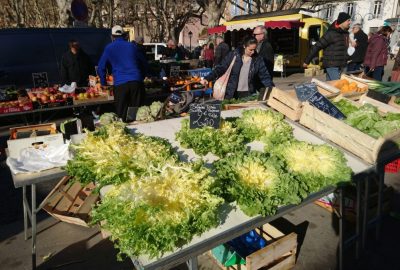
43, 176, 99, 227
209, 223, 297, 270
299, 97, 400, 164
267, 87, 336, 121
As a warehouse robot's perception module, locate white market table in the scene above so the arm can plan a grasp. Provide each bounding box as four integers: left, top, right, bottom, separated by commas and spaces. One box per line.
127, 107, 373, 270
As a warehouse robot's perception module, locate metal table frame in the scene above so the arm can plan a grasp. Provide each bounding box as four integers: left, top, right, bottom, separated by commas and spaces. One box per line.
11, 168, 66, 270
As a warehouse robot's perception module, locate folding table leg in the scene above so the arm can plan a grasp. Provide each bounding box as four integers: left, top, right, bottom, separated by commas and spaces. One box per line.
376, 166, 385, 241
31, 184, 37, 270
187, 257, 198, 270
23, 185, 28, 241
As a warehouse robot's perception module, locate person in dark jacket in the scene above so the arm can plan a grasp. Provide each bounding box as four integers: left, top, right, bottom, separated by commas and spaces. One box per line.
347, 24, 368, 72
253, 25, 274, 81
60, 40, 94, 86
214, 36, 230, 66
161, 39, 185, 61
97, 25, 148, 122
304, 12, 352, 81
200, 36, 273, 99
363, 26, 393, 81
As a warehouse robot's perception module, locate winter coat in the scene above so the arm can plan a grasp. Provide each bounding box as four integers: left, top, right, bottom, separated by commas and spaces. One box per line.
60, 49, 94, 86
258, 40, 274, 77
350, 30, 368, 63
364, 33, 390, 69
214, 42, 230, 66
205, 49, 273, 99
304, 22, 350, 68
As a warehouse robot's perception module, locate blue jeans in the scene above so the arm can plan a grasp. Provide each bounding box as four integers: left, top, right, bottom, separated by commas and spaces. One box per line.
365, 66, 384, 81
347, 62, 362, 72
326, 67, 342, 81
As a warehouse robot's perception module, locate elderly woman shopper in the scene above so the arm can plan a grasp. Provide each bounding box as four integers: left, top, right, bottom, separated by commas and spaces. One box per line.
363, 26, 393, 81
200, 36, 273, 99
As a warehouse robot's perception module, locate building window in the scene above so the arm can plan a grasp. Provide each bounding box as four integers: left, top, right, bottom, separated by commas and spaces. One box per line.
326, 4, 333, 20
346, 3, 354, 17
373, 1, 383, 18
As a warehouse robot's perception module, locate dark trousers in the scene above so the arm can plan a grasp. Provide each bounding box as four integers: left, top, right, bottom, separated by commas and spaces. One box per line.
365, 66, 384, 81
347, 62, 362, 72
114, 81, 145, 121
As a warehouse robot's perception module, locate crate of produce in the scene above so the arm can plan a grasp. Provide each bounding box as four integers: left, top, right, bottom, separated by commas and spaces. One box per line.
224, 101, 261, 111
0, 98, 33, 114
327, 74, 368, 95
43, 176, 99, 227
267, 87, 337, 121
358, 95, 400, 114
210, 223, 297, 270
299, 96, 400, 164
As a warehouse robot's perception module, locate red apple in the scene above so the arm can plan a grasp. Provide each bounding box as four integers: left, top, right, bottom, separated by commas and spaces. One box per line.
41, 95, 48, 103
31, 97, 37, 102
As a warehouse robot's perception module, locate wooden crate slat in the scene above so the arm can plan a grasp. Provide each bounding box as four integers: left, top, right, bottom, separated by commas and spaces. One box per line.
54, 182, 82, 213
77, 194, 99, 218
267, 254, 296, 270
359, 95, 400, 113
69, 182, 96, 214
246, 232, 297, 270
43, 176, 71, 210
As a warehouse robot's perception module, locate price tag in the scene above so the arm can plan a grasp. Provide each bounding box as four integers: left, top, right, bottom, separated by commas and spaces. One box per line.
170, 66, 180, 77
295, 83, 318, 101
308, 91, 345, 120
189, 102, 221, 129
366, 90, 391, 104
32, 72, 49, 88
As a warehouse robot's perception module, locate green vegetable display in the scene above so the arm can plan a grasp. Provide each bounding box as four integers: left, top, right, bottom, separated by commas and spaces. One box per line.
175, 118, 245, 157
334, 99, 400, 138
99, 112, 119, 125
213, 151, 301, 216
367, 81, 400, 95
91, 162, 223, 259
65, 123, 177, 188
236, 109, 293, 150
136, 101, 163, 122
273, 140, 352, 193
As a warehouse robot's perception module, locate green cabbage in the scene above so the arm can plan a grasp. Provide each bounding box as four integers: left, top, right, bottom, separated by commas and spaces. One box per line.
65, 123, 177, 188
150, 101, 163, 118
175, 118, 245, 157
236, 109, 293, 150
273, 140, 352, 193
213, 151, 301, 216
136, 106, 153, 122
91, 162, 223, 259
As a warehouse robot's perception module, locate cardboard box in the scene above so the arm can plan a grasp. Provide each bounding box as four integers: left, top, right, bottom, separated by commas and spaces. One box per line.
7, 123, 64, 159
304, 68, 315, 77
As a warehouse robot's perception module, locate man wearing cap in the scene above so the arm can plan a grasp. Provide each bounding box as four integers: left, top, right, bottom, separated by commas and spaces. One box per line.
98, 25, 148, 121
347, 24, 368, 72
304, 12, 352, 80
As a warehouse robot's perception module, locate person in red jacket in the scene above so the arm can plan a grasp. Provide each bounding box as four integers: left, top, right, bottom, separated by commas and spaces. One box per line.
363, 26, 393, 81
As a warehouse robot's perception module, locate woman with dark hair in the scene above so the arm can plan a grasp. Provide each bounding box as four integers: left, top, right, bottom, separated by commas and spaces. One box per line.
363, 26, 393, 81
201, 36, 273, 99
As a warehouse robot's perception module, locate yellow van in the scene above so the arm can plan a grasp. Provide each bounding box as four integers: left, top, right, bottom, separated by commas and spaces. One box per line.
208, 9, 329, 69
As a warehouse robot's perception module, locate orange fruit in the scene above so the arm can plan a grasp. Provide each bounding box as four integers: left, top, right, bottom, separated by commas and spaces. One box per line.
341, 85, 350, 93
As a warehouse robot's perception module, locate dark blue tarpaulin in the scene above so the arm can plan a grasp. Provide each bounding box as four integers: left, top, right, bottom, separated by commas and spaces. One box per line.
0, 28, 111, 87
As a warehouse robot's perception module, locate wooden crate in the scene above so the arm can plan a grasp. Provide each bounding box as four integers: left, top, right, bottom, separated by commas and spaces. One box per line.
224, 101, 261, 111
73, 95, 111, 105
43, 176, 99, 227
326, 74, 368, 96
299, 98, 400, 164
209, 223, 297, 270
267, 87, 337, 121
388, 96, 400, 111
359, 95, 400, 113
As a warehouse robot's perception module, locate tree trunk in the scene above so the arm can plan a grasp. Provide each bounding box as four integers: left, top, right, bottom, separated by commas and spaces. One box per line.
56, 0, 72, 27
207, 1, 225, 27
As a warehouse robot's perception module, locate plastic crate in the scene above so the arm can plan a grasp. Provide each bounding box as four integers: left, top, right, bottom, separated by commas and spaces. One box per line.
385, 159, 400, 173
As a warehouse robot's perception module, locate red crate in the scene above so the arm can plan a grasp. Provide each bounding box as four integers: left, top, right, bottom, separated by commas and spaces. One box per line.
385, 159, 400, 173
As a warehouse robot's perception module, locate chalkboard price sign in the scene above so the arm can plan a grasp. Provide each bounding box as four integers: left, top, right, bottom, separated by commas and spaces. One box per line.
308, 91, 345, 120
32, 72, 49, 88
295, 83, 318, 101
189, 103, 221, 129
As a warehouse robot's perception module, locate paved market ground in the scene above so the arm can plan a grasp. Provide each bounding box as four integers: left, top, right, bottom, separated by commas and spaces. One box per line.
1, 66, 399, 270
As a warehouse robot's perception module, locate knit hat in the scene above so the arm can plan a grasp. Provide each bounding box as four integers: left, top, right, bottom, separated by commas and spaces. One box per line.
337, 12, 351, 25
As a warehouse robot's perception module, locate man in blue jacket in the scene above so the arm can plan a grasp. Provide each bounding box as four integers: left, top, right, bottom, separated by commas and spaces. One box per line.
98, 25, 148, 121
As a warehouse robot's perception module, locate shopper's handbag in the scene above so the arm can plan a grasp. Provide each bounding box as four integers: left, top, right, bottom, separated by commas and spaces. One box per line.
213, 56, 236, 100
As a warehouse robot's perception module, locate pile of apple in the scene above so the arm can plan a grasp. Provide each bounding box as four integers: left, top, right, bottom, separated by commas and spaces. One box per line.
0, 97, 32, 109
75, 87, 107, 100
27, 87, 72, 104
